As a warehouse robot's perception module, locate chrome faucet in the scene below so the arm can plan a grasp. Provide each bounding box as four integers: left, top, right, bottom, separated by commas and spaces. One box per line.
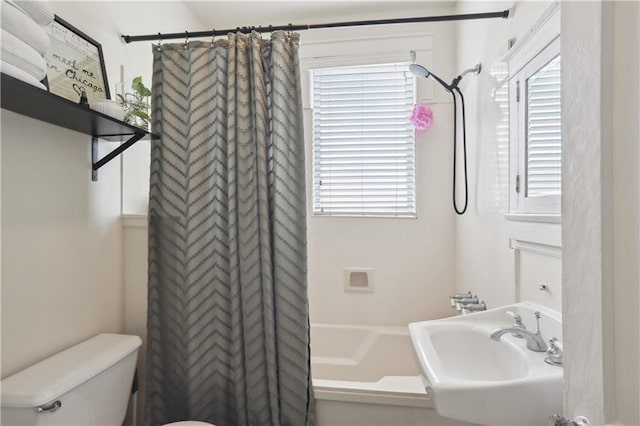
490, 311, 548, 352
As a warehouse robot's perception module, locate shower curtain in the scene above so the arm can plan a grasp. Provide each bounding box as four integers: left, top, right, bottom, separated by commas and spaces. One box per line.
145, 31, 313, 426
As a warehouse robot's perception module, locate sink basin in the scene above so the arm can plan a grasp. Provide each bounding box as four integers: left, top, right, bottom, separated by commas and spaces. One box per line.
409, 302, 563, 425
428, 326, 529, 381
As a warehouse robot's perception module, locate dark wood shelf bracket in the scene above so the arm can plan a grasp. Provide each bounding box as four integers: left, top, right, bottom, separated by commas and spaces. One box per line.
91, 133, 145, 181
1, 73, 159, 183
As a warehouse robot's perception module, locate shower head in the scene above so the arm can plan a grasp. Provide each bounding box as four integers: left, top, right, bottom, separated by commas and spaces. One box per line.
409, 64, 452, 91
409, 63, 430, 78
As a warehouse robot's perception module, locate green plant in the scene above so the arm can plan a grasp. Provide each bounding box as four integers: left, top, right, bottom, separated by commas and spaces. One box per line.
117, 76, 152, 130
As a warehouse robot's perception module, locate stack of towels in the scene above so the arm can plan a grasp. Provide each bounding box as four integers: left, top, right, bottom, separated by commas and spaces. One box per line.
1, 0, 54, 89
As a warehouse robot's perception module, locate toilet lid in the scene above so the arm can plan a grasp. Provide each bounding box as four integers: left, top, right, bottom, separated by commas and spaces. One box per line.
163, 422, 215, 426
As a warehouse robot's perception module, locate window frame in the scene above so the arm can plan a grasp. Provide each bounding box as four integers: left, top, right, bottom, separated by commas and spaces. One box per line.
505, 4, 561, 220
509, 37, 561, 214
308, 61, 418, 218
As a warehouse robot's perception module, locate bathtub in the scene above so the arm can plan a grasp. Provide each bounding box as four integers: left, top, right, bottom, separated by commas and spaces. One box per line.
311, 324, 470, 426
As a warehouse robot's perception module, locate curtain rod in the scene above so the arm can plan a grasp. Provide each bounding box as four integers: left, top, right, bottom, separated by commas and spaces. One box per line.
121, 10, 510, 44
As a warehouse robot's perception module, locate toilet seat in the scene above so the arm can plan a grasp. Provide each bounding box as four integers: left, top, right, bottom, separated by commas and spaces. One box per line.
163, 422, 215, 426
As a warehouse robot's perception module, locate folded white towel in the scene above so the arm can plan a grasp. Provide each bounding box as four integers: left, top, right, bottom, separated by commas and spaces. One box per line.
1, 29, 47, 80
1, 1, 50, 55
1, 60, 46, 89
4, 0, 53, 27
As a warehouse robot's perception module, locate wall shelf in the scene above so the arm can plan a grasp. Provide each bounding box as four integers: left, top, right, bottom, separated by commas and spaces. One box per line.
0, 73, 159, 181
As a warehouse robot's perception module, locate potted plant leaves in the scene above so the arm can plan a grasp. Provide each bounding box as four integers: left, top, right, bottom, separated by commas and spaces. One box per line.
117, 76, 151, 130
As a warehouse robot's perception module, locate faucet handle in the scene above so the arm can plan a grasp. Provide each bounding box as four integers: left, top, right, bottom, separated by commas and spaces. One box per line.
506, 311, 525, 328
461, 301, 486, 314
534, 311, 543, 334
549, 337, 563, 351
455, 297, 479, 312
450, 291, 472, 300
457, 296, 479, 304
506, 310, 526, 338
548, 414, 579, 426
450, 291, 472, 306
545, 337, 563, 366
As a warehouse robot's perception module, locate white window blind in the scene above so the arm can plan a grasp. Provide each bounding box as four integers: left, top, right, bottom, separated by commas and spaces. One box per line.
526, 55, 561, 197
311, 63, 416, 217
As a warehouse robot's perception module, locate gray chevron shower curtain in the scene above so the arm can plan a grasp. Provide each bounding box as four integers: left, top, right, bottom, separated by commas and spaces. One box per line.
145, 31, 313, 426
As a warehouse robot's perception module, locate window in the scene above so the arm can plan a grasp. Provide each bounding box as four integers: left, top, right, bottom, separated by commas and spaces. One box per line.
525, 54, 561, 199
509, 37, 561, 216
311, 63, 416, 217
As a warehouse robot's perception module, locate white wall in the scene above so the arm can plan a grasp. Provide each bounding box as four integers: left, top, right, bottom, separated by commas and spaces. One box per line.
454, 1, 562, 312
301, 7, 458, 326
1, 1, 203, 378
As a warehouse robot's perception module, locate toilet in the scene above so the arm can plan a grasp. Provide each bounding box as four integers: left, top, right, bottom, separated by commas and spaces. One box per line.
0, 333, 214, 426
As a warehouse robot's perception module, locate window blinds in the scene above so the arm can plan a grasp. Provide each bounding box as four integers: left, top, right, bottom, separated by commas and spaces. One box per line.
526, 55, 561, 197
312, 63, 416, 216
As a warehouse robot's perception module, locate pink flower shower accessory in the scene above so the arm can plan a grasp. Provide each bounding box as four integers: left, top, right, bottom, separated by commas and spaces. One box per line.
409, 103, 434, 130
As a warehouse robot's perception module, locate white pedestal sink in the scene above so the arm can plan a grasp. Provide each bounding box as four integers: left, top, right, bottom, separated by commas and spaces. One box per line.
409, 302, 563, 425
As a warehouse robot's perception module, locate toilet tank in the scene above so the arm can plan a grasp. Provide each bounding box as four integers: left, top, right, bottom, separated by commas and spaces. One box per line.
1, 333, 141, 425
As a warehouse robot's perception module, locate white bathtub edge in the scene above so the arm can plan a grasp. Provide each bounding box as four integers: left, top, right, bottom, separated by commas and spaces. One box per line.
313, 376, 432, 408
314, 387, 432, 408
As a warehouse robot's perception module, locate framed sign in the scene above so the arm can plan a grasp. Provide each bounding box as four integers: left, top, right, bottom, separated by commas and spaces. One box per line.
44, 16, 110, 104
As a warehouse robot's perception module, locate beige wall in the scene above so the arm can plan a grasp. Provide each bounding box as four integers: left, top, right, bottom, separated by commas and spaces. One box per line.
610, 2, 639, 424
121, 216, 149, 425
1, 2, 203, 378
1, 111, 123, 377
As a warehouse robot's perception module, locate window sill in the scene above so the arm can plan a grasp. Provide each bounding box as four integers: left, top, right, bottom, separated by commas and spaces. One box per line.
509, 238, 561, 257
311, 213, 418, 219
504, 213, 561, 224
121, 214, 148, 228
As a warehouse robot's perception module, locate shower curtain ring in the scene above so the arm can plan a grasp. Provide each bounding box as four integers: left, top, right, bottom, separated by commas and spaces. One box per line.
157, 33, 162, 51
211, 29, 215, 46
184, 31, 189, 49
